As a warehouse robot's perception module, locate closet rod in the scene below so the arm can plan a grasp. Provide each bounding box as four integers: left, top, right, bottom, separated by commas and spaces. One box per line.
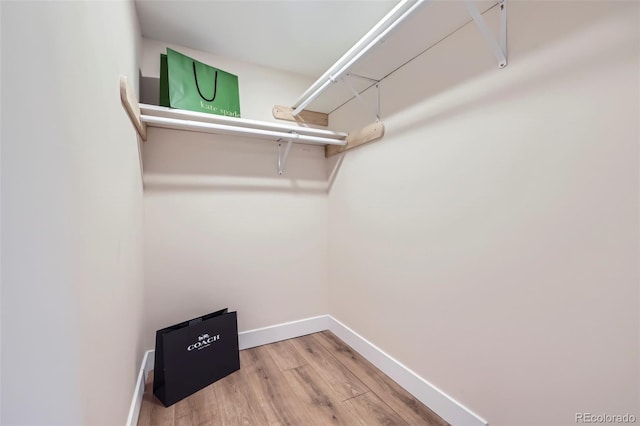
141, 115, 348, 146
292, 0, 428, 116
291, 0, 417, 111
140, 104, 347, 140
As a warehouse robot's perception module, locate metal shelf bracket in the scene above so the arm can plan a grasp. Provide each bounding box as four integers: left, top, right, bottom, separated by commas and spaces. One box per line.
464, 0, 508, 68
277, 134, 295, 175
341, 74, 381, 122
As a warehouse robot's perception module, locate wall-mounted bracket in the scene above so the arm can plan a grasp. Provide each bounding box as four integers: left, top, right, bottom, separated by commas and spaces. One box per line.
120, 76, 147, 141
277, 135, 295, 175
464, 0, 508, 68
325, 121, 385, 158
272, 105, 328, 126
341, 74, 381, 122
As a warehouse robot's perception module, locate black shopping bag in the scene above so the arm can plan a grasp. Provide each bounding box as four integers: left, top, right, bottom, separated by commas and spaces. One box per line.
153, 308, 240, 407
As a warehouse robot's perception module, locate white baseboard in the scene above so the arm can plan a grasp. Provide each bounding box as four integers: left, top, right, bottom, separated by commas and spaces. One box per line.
327, 316, 488, 426
238, 315, 330, 350
127, 315, 486, 426
126, 349, 154, 426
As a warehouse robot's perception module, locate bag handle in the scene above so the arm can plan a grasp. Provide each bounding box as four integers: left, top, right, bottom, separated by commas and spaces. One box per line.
192, 62, 218, 102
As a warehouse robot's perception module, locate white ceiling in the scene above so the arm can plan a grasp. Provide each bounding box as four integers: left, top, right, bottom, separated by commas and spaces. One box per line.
135, 0, 399, 78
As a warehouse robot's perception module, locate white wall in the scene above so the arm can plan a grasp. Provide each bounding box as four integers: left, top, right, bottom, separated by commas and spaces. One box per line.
328, 2, 639, 425
141, 39, 329, 348
1, 1, 144, 425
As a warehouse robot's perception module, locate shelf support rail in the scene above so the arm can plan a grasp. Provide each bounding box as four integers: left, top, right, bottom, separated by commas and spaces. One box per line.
340, 74, 381, 122
464, 0, 508, 68
277, 134, 295, 175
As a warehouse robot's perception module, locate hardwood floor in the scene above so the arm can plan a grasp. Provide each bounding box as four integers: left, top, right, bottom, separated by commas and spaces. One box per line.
138, 331, 448, 426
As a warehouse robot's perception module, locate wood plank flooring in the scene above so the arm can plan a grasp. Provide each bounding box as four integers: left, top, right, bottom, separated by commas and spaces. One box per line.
138, 331, 448, 426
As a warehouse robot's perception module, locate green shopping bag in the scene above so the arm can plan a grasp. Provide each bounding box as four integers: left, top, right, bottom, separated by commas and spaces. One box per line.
159, 48, 240, 117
